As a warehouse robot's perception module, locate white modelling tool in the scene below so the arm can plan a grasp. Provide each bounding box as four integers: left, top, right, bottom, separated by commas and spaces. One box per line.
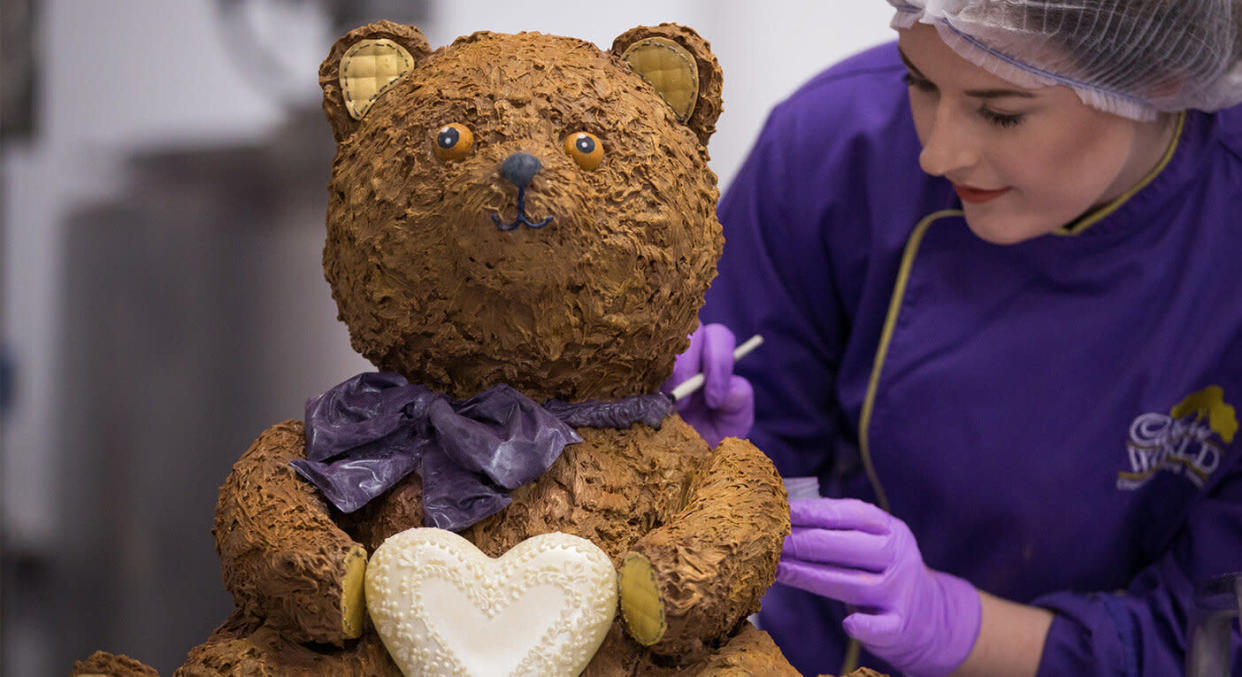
669, 334, 764, 402
782, 476, 822, 500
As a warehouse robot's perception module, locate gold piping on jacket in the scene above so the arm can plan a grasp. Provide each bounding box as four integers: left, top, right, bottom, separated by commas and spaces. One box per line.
844, 208, 961, 675
1056, 111, 1185, 236
858, 209, 962, 514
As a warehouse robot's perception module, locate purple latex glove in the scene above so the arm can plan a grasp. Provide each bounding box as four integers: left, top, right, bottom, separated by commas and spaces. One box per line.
777, 498, 982, 677
662, 323, 754, 447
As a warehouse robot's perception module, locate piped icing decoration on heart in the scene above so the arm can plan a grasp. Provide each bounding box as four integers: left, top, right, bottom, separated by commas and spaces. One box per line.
365, 528, 618, 677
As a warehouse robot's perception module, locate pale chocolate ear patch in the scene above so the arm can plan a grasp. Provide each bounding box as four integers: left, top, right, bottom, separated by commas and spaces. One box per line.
340, 38, 416, 120
621, 37, 699, 121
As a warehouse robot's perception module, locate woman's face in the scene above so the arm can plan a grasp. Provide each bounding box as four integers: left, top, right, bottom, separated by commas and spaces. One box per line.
898, 23, 1171, 244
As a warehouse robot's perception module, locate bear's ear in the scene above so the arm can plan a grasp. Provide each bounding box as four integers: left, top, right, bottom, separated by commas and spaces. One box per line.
611, 24, 723, 147
319, 21, 432, 142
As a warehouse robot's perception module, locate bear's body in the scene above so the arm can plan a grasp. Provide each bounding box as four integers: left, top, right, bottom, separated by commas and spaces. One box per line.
170, 22, 798, 676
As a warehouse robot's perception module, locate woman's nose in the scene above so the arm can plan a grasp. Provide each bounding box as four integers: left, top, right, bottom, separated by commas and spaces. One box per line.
918, 104, 979, 178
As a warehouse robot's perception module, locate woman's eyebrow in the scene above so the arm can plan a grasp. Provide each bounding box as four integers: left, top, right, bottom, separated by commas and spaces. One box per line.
898, 47, 1036, 99
963, 87, 1037, 99
897, 48, 928, 80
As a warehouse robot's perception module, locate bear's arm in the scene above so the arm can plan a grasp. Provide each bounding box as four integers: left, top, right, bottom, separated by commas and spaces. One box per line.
618, 436, 790, 659
212, 420, 369, 646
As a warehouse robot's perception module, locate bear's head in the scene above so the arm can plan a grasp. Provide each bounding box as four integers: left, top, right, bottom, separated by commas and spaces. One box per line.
320, 22, 723, 402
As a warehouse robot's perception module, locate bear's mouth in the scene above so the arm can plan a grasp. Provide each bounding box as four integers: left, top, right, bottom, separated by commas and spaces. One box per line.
491, 186, 553, 231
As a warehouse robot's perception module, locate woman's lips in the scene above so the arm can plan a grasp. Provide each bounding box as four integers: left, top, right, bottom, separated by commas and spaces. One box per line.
953, 183, 1011, 204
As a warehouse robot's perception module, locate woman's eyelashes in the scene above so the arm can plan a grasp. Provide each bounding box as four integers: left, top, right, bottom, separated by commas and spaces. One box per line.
902, 71, 936, 93
978, 107, 1025, 128
903, 72, 1026, 129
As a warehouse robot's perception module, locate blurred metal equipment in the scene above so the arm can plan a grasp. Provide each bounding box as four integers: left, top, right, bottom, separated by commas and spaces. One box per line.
1, 1, 38, 675
1, 0, 37, 139
55, 105, 356, 673
1187, 572, 1242, 677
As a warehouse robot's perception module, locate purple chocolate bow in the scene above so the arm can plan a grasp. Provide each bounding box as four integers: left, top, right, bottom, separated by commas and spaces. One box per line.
291, 372, 583, 531
291, 373, 677, 532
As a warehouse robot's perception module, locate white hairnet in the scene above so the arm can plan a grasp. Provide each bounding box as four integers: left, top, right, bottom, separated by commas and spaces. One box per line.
889, 0, 1242, 120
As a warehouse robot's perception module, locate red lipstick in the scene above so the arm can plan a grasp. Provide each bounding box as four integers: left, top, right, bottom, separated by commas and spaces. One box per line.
953, 183, 1011, 204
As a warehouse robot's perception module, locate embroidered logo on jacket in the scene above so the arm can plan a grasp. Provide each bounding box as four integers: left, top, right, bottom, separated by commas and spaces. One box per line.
1118, 386, 1237, 490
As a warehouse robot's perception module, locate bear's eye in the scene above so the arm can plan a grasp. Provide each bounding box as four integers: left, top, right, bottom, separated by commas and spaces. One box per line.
434, 123, 474, 161
564, 132, 604, 170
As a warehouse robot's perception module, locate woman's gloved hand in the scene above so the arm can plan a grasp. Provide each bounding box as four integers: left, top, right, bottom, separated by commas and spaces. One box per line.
663, 323, 754, 447
777, 498, 982, 677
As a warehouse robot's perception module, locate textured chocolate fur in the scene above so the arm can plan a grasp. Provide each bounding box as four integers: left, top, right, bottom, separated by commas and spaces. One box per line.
322, 24, 722, 402
72, 650, 160, 677
175, 22, 797, 675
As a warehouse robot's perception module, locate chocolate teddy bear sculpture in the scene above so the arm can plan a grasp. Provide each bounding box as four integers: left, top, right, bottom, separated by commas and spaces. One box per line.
172, 21, 797, 676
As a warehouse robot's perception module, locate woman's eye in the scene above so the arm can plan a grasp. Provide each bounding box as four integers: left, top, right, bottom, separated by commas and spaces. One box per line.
564, 132, 604, 170
434, 123, 474, 161
980, 108, 1025, 129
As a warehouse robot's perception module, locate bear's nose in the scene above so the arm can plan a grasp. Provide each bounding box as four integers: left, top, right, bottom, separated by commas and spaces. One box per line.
500, 152, 542, 189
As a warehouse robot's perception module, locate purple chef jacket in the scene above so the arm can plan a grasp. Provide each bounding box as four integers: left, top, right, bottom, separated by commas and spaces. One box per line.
701, 41, 1242, 676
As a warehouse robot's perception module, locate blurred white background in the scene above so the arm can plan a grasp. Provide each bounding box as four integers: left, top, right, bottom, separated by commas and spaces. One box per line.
0, 0, 893, 673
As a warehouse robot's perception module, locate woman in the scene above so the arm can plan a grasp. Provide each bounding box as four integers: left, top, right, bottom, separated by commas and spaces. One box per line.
672, 1, 1242, 675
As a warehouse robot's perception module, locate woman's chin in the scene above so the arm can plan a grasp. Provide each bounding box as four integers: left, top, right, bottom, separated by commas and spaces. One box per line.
963, 207, 1060, 245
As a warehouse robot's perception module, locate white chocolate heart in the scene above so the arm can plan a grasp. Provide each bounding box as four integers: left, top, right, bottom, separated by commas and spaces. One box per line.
365, 528, 618, 677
